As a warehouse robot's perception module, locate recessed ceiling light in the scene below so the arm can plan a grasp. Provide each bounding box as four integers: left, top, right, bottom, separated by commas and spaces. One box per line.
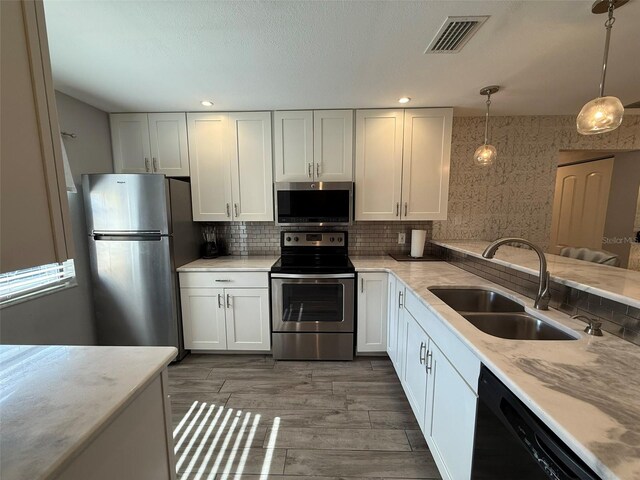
398, 97, 411, 104
200, 100, 214, 107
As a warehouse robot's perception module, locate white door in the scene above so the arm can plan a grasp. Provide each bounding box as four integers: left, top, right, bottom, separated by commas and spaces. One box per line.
355, 110, 404, 220
224, 288, 271, 351
386, 275, 398, 364
402, 312, 429, 431
401, 108, 452, 220
180, 288, 227, 350
228, 112, 274, 221
148, 113, 190, 176
314, 110, 353, 181
187, 113, 232, 221
110, 113, 151, 173
273, 111, 314, 181
356, 273, 388, 353
426, 342, 477, 480
549, 158, 614, 254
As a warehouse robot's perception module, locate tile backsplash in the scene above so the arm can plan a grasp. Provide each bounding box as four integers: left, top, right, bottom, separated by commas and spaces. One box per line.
203, 221, 433, 256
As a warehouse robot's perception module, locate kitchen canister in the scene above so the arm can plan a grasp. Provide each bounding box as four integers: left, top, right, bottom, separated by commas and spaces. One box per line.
410, 229, 427, 258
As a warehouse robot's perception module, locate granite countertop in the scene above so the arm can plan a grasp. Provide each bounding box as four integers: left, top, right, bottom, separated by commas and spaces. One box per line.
432, 240, 640, 308
0, 345, 176, 480
177, 255, 279, 272
351, 256, 640, 480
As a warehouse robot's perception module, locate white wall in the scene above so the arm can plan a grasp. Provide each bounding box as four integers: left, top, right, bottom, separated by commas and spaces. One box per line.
0, 92, 113, 345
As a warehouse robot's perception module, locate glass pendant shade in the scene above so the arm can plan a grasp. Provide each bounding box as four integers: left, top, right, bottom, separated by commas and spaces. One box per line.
473, 144, 497, 167
576, 96, 624, 135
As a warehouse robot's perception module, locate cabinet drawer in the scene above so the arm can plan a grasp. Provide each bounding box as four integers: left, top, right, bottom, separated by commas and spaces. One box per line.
405, 288, 480, 393
179, 271, 269, 288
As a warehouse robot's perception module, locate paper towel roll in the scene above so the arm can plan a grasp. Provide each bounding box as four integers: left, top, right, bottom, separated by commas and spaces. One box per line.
410, 230, 427, 258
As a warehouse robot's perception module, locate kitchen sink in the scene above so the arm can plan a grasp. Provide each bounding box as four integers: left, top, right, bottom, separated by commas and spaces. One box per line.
428, 287, 577, 341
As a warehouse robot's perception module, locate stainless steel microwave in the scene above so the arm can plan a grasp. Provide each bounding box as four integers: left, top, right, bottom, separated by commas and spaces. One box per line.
274, 182, 353, 226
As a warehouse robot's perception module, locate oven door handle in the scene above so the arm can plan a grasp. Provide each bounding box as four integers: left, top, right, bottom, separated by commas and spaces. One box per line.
270, 273, 355, 279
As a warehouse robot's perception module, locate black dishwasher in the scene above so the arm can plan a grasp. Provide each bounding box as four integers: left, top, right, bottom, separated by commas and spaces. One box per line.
471, 365, 602, 480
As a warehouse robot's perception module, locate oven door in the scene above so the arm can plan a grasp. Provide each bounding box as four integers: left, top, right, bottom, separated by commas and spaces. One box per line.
271, 274, 355, 333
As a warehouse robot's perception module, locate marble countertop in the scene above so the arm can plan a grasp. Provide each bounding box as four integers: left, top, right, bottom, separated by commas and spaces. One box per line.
178, 256, 278, 272
432, 240, 640, 308
351, 256, 640, 480
0, 345, 176, 480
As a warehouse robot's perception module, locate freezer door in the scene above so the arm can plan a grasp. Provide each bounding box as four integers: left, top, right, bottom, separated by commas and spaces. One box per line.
82, 174, 170, 234
89, 235, 180, 349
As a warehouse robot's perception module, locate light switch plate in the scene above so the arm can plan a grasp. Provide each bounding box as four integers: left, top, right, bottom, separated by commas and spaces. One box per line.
398, 233, 406, 244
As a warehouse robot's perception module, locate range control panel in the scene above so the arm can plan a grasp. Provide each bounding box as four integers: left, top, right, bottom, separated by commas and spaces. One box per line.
282, 231, 346, 247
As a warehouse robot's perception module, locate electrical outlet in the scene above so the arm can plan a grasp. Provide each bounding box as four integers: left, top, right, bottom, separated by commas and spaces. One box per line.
398, 233, 406, 244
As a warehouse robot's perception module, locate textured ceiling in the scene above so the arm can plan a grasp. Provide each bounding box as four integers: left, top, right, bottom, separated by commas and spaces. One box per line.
43, 0, 640, 115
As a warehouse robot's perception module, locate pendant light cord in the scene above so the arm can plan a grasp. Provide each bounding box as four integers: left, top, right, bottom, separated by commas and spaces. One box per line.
599, 0, 616, 97
484, 94, 491, 145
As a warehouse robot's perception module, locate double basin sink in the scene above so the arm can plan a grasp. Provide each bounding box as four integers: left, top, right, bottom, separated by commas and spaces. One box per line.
428, 287, 577, 341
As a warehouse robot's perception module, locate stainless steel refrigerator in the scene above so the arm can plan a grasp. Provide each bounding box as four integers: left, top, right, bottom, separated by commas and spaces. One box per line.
82, 174, 200, 360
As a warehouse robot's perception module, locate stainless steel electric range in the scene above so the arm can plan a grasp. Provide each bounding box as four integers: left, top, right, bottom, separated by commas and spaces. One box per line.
270, 231, 355, 360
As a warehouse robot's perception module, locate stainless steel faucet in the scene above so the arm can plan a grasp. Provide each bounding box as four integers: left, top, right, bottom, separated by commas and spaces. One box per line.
482, 237, 551, 310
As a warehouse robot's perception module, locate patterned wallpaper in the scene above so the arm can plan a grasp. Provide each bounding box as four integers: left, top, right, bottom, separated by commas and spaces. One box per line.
432, 114, 640, 249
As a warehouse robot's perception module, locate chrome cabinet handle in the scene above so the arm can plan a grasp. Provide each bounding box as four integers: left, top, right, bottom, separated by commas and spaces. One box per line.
234, 203, 239, 217
308, 163, 312, 178
144, 157, 150, 172
226, 203, 231, 217
217, 293, 223, 308
361, 278, 364, 293
419, 342, 426, 365
426, 350, 433, 373
153, 157, 158, 172
226, 294, 231, 308
398, 291, 403, 308
404, 202, 408, 216
396, 202, 399, 217
316, 163, 320, 177
215, 279, 232, 283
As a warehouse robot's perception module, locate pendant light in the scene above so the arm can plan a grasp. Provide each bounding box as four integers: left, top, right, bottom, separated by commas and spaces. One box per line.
473, 86, 500, 167
576, 0, 628, 135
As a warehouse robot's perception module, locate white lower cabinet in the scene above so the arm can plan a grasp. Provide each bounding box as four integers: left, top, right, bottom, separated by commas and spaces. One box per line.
356, 272, 388, 353
386, 275, 399, 364
402, 311, 430, 428
179, 272, 270, 352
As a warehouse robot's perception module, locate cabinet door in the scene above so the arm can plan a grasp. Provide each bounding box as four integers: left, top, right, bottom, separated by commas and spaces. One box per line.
224, 288, 271, 351
355, 110, 404, 220
401, 108, 452, 220
110, 113, 152, 174
180, 288, 227, 350
314, 110, 353, 181
356, 273, 388, 353
228, 112, 274, 221
426, 342, 477, 480
402, 312, 429, 432
386, 275, 398, 364
187, 113, 232, 221
273, 111, 313, 181
148, 113, 190, 176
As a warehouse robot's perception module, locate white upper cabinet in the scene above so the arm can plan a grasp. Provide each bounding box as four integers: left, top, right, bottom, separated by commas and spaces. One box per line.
355, 110, 404, 220
401, 109, 452, 221
148, 113, 190, 176
355, 108, 452, 221
228, 112, 274, 221
110, 114, 151, 174
111, 113, 190, 176
188, 112, 273, 222
313, 110, 353, 181
274, 110, 353, 182
273, 111, 314, 181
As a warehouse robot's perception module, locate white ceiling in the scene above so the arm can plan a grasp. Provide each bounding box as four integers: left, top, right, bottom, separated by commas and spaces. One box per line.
43, 0, 640, 115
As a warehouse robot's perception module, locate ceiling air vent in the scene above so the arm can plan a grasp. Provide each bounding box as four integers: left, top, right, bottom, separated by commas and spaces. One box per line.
425, 16, 489, 54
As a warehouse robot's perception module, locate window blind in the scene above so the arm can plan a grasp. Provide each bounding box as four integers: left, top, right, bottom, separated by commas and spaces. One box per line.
0, 260, 76, 305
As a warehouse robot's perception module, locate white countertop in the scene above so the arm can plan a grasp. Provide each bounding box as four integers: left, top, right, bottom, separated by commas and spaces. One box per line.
432, 240, 640, 308
351, 256, 640, 480
0, 345, 176, 480
178, 256, 278, 272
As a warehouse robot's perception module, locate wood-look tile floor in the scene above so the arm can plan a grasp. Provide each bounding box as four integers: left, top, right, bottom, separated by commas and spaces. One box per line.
168, 355, 441, 480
